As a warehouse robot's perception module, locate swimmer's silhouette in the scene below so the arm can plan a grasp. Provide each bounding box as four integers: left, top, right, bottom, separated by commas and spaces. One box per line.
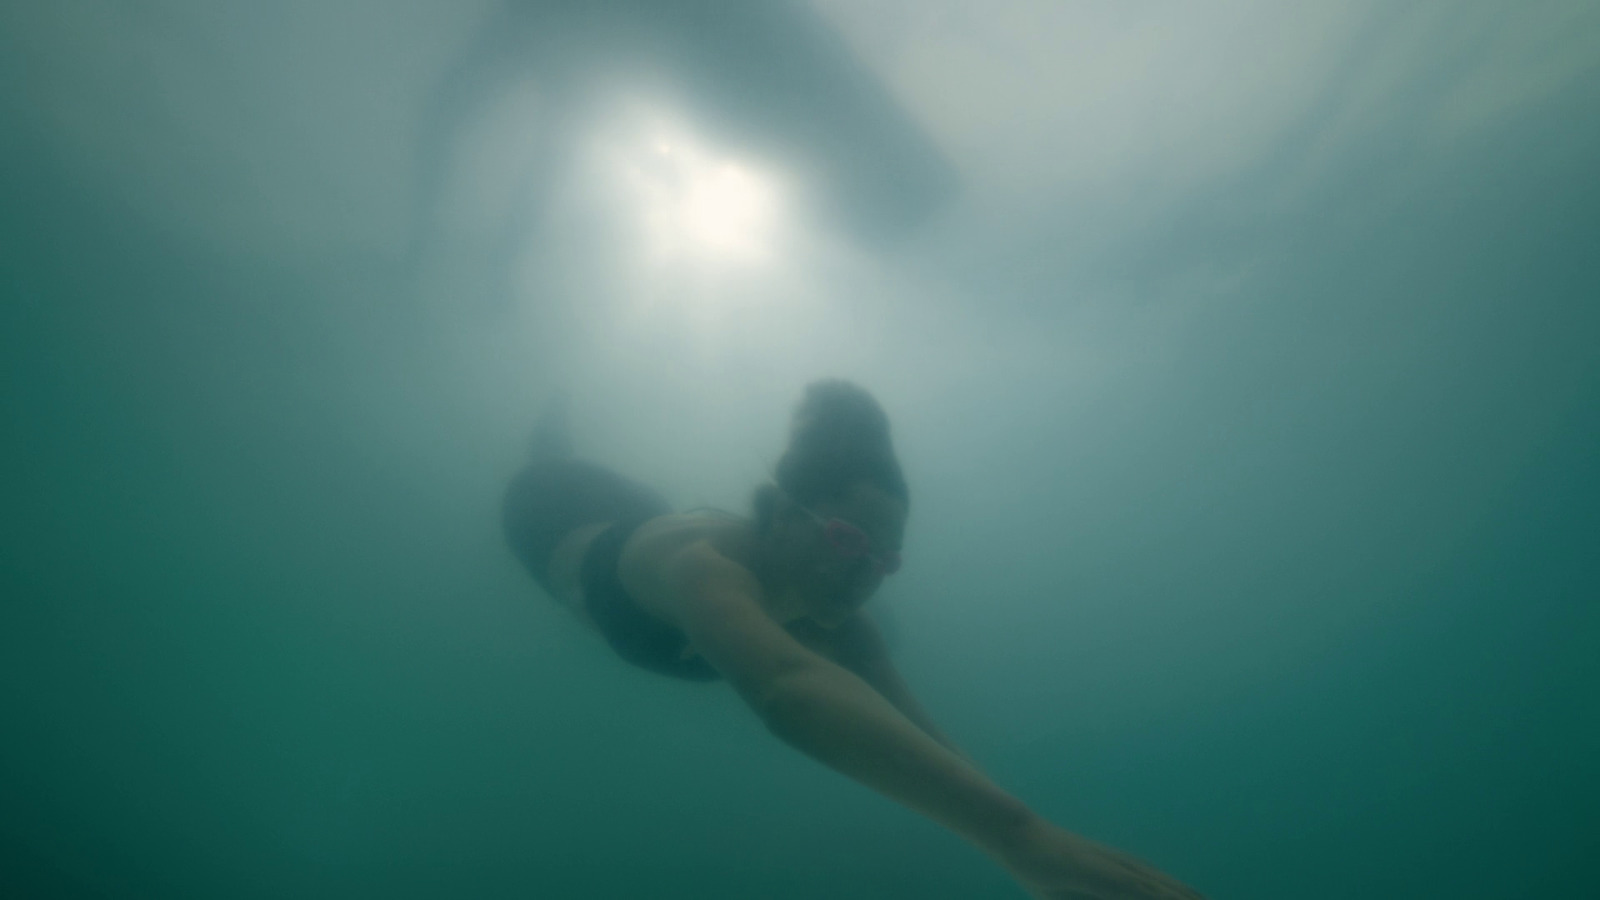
503, 381, 1206, 899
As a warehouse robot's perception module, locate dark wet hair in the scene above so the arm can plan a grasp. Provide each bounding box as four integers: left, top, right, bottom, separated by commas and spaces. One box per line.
754, 380, 908, 529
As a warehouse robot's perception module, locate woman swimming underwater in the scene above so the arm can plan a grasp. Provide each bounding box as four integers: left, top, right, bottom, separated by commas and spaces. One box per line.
503, 380, 1202, 899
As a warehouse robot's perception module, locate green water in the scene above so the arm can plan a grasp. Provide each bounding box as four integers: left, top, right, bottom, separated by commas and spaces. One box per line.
3, 3, 1597, 897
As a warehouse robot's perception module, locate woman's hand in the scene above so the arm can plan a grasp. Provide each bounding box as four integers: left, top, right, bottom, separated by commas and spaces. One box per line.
1000, 818, 1205, 900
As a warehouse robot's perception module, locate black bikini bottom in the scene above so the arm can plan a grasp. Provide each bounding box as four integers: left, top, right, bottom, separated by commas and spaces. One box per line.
581, 518, 721, 682
501, 458, 718, 681
501, 458, 669, 590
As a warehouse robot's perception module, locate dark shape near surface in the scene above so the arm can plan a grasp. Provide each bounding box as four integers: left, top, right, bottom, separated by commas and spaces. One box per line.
414, 0, 956, 273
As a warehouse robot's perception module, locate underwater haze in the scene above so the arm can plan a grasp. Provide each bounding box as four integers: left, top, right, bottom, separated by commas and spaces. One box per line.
3, 1, 1597, 897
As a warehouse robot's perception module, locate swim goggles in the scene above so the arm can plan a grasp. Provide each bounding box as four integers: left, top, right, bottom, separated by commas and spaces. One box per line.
798, 505, 902, 576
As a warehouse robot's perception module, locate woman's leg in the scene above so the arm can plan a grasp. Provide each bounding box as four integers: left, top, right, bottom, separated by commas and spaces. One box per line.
501, 402, 671, 592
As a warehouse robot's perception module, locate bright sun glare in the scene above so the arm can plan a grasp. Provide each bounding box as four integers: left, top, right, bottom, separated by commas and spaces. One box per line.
599, 106, 787, 268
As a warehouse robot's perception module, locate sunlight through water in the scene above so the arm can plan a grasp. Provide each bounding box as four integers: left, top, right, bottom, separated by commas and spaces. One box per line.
596, 102, 788, 270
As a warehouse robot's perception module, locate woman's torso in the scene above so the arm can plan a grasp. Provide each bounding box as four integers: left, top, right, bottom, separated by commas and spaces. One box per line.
544, 511, 739, 633
545, 510, 829, 669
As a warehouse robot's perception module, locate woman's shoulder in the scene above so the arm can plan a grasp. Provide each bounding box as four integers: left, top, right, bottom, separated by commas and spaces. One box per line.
621, 511, 753, 605
627, 511, 743, 570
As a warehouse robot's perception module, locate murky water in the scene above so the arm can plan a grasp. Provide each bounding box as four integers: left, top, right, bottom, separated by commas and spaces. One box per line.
3, 3, 1596, 897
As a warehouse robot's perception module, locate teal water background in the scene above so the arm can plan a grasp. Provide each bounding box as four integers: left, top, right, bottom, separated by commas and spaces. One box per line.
3, 3, 1597, 897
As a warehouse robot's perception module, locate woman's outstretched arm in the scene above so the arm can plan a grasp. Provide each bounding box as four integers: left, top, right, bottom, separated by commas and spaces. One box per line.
654, 544, 1203, 899
794, 611, 977, 765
